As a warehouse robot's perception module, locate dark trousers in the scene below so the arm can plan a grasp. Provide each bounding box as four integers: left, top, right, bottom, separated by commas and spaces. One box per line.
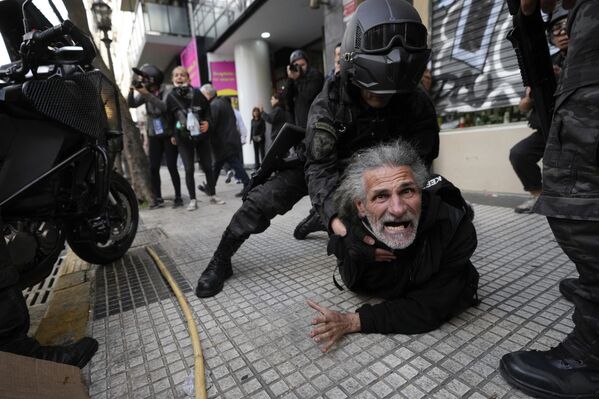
148, 135, 181, 199
228, 166, 307, 240
253, 142, 265, 169
509, 130, 544, 192
548, 217, 599, 360
178, 137, 216, 198
213, 155, 250, 188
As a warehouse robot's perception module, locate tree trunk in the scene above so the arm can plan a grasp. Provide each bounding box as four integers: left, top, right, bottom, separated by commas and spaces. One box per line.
62, 0, 153, 203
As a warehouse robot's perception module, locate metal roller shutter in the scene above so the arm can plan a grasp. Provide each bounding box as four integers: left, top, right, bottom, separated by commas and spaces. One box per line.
430, 0, 523, 116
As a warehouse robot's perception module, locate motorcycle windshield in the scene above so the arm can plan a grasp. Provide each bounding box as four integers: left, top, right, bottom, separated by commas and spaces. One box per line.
0, 0, 64, 62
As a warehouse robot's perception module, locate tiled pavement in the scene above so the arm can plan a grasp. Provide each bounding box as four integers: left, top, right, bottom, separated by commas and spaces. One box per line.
82, 170, 577, 398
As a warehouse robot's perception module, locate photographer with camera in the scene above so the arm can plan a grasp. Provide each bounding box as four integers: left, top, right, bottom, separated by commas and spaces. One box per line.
127, 64, 182, 209
284, 49, 324, 129
166, 67, 224, 210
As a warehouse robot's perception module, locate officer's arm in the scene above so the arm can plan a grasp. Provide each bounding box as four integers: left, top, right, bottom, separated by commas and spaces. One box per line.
356, 219, 478, 334
305, 91, 341, 230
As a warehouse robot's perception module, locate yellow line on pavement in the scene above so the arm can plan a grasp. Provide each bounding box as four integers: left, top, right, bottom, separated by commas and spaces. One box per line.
145, 246, 206, 399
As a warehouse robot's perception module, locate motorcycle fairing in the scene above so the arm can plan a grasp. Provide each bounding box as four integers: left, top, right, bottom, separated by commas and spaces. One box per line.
0, 114, 66, 205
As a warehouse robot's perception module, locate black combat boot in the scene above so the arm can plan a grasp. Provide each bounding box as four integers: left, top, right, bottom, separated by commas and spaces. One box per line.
195, 229, 244, 298
500, 339, 599, 398
3, 336, 99, 368
558, 278, 577, 302
293, 208, 327, 240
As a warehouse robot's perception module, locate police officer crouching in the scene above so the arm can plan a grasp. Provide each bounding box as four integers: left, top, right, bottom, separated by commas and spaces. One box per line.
195, 0, 439, 299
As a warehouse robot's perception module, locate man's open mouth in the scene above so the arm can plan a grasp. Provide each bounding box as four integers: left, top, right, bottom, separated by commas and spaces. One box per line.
383, 221, 412, 233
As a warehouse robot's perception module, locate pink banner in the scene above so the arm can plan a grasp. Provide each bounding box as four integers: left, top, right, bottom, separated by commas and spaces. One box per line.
210, 61, 237, 96
180, 39, 201, 88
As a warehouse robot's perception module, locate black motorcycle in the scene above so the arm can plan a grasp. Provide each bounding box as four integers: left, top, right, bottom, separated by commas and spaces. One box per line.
0, 0, 138, 289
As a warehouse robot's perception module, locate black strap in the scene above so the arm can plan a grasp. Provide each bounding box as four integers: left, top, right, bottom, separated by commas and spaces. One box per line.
333, 267, 344, 291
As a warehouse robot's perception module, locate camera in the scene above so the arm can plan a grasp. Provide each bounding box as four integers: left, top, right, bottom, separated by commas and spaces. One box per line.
131, 67, 150, 89
131, 79, 145, 89
174, 85, 191, 97
289, 63, 302, 73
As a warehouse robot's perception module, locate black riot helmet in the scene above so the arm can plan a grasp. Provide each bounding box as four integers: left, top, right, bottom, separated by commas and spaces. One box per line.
340, 0, 431, 94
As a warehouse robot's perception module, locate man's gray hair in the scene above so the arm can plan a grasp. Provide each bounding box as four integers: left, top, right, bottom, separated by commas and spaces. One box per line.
334, 139, 429, 220
200, 83, 217, 98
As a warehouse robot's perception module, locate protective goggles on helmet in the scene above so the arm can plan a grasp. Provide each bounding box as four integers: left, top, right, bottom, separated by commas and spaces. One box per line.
359, 23, 428, 53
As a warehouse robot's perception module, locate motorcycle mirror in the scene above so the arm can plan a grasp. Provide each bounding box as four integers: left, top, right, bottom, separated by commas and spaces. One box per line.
51, 46, 84, 64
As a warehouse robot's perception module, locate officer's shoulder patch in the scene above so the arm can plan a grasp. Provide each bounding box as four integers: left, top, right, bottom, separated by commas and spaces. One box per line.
311, 123, 337, 160
314, 121, 336, 137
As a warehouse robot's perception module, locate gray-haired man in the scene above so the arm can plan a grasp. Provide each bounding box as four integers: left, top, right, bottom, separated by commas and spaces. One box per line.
308, 140, 479, 352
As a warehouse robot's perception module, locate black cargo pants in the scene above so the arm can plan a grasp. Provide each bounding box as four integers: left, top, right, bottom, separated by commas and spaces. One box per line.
228, 165, 308, 240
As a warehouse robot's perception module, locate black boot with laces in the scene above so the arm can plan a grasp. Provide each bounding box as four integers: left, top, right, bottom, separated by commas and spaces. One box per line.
293, 208, 327, 240
195, 229, 244, 298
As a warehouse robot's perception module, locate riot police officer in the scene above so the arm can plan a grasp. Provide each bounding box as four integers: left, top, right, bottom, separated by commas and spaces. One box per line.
195, 0, 439, 299
500, 1, 599, 397
305, 0, 439, 238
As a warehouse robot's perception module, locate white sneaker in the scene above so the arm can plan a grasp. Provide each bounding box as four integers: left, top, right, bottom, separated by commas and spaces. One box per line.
209, 196, 226, 205
187, 199, 197, 211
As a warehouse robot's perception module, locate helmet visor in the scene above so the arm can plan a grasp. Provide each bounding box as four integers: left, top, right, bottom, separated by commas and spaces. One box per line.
361, 23, 428, 53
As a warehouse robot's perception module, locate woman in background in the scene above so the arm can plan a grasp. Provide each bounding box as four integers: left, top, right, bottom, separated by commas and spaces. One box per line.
250, 107, 266, 169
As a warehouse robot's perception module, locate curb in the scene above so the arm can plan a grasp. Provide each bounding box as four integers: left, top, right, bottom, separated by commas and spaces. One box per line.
34, 249, 94, 346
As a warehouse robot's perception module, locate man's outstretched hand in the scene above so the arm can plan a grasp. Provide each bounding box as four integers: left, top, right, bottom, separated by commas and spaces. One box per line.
521, 0, 576, 15
307, 300, 361, 353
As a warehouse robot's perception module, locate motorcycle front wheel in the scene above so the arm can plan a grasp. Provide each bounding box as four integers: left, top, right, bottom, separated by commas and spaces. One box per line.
67, 172, 139, 264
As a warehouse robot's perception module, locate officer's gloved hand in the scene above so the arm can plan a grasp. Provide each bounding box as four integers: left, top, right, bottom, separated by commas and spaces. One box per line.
327, 218, 376, 264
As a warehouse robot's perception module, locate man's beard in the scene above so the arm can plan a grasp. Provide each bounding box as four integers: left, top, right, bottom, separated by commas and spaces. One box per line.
364, 211, 419, 250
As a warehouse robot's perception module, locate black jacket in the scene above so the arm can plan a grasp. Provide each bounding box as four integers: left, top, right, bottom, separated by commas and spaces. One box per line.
127, 88, 171, 137
250, 118, 266, 144
284, 67, 324, 128
262, 105, 291, 141
305, 77, 440, 229
208, 96, 242, 161
329, 176, 479, 334
165, 86, 211, 143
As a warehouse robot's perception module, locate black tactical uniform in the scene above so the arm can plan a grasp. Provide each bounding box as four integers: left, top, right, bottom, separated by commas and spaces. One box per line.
500, 2, 599, 397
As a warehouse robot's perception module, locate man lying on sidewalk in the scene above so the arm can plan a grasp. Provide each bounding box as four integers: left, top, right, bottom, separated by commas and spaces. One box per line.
308, 140, 480, 352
